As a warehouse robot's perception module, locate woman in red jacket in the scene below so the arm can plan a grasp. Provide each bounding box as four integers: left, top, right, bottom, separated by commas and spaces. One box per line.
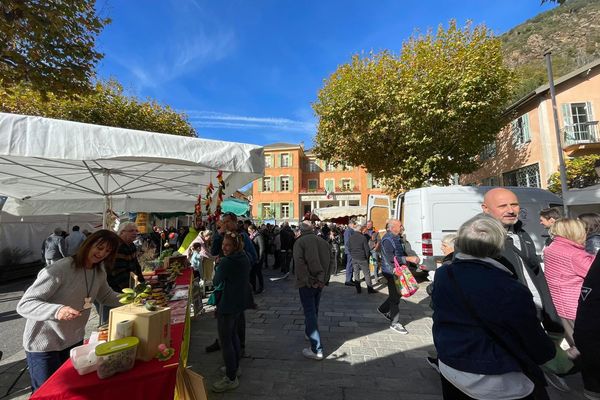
543, 218, 594, 357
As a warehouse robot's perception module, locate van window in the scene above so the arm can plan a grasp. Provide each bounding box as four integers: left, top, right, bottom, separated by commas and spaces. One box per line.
432, 203, 481, 232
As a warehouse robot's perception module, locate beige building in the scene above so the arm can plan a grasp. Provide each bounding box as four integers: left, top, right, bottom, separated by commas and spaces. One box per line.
462, 59, 600, 188
251, 143, 385, 223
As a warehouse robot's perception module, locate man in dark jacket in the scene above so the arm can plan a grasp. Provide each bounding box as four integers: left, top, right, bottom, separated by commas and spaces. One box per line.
482, 187, 569, 390
294, 220, 333, 361
347, 223, 376, 294
279, 223, 295, 273
575, 251, 600, 399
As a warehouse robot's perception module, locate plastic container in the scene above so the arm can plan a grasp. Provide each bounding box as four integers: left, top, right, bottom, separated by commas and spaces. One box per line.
70, 341, 104, 375
95, 337, 139, 379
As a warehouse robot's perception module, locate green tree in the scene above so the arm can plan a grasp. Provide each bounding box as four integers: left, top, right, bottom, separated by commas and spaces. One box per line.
547, 155, 600, 193
0, 81, 197, 137
313, 20, 513, 194
0, 0, 109, 95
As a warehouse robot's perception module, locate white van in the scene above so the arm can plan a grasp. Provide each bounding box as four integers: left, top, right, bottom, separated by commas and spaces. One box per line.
390, 186, 563, 271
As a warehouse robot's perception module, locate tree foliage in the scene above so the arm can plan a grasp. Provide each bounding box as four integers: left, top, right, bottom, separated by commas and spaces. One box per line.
547, 154, 600, 193
0, 0, 108, 96
313, 21, 513, 194
0, 81, 197, 137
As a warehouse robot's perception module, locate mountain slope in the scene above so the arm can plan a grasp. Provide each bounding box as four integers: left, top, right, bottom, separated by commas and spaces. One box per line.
501, 0, 600, 101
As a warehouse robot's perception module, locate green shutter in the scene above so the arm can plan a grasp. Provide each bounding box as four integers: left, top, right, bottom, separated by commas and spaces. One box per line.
325, 180, 333, 192
289, 202, 294, 220
510, 119, 516, 145
275, 203, 281, 219
522, 114, 530, 142
561, 103, 572, 128
586, 101, 594, 121
258, 203, 263, 218
257, 178, 262, 192
289, 176, 293, 191
275, 154, 279, 168
289, 153, 293, 167
366, 174, 373, 189
274, 176, 279, 192
349, 179, 354, 191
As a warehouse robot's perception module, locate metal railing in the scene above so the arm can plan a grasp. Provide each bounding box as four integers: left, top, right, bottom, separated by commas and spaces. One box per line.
563, 121, 599, 146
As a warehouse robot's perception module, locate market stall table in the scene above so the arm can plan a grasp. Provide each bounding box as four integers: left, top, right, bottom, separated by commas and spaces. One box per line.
30, 269, 193, 400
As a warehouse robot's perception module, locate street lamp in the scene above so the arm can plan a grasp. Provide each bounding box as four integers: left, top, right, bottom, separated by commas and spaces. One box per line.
544, 51, 570, 216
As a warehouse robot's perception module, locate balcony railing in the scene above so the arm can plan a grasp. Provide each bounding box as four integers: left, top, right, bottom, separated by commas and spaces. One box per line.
299, 186, 358, 193
299, 187, 325, 193
563, 122, 599, 147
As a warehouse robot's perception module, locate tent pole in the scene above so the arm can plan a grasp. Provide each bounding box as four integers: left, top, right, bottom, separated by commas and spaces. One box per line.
102, 171, 109, 229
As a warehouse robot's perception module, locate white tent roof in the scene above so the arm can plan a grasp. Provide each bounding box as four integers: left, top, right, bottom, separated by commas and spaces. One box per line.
0, 113, 264, 215
563, 184, 600, 206
312, 206, 367, 220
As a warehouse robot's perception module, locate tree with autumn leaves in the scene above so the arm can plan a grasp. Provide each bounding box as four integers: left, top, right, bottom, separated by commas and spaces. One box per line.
313, 21, 513, 194
0, 0, 195, 136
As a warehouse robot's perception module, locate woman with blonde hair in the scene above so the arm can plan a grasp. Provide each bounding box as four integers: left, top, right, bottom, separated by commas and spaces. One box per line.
543, 218, 594, 354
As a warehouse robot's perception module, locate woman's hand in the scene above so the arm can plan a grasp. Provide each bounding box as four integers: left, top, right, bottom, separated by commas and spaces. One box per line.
56, 306, 82, 321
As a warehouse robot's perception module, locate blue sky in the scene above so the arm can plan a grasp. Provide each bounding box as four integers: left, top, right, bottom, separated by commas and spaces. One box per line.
94, 0, 556, 147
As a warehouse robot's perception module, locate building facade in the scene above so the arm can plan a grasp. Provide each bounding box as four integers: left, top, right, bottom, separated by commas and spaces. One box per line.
251, 143, 385, 223
462, 59, 600, 189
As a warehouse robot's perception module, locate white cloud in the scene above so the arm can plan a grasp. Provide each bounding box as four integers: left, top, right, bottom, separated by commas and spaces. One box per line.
186, 110, 316, 133
106, 2, 236, 90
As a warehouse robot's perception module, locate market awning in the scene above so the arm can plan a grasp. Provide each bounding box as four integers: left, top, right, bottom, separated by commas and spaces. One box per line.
221, 198, 250, 217
0, 113, 264, 219
312, 205, 367, 221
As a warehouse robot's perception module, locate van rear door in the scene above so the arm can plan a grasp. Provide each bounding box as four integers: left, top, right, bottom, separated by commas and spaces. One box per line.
367, 194, 391, 232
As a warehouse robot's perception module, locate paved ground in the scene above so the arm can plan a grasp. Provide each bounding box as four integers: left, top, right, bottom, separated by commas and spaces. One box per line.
0, 264, 587, 400
187, 267, 586, 400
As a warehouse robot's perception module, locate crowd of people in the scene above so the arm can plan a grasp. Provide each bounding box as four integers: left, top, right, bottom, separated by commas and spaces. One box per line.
19, 192, 600, 398
432, 188, 600, 400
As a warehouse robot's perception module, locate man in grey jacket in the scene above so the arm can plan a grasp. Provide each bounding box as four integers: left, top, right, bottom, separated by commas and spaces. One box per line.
293, 220, 333, 361
347, 223, 376, 294
42, 228, 66, 265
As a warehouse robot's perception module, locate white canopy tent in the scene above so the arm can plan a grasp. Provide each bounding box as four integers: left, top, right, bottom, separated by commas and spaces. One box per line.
0, 113, 264, 223
312, 205, 367, 221
564, 184, 600, 215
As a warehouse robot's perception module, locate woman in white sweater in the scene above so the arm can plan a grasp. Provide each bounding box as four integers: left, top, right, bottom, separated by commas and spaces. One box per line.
17, 229, 123, 392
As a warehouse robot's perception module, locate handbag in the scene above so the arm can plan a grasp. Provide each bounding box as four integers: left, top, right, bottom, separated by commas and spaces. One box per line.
207, 283, 224, 306
393, 256, 419, 298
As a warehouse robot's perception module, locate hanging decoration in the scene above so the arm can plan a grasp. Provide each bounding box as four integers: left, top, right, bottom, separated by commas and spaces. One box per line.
215, 170, 225, 220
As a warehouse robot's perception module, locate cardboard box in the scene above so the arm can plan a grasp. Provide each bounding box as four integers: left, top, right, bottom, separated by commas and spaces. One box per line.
108, 305, 171, 361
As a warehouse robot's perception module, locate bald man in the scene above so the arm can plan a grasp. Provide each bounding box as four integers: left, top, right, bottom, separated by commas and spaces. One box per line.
482, 188, 569, 390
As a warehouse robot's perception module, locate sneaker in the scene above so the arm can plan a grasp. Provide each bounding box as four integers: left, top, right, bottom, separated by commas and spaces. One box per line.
344, 281, 355, 286
426, 357, 440, 374
377, 308, 392, 322
219, 365, 242, 377
211, 376, 239, 393
302, 347, 324, 360
367, 286, 377, 294
543, 371, 570, 392
205, 339, 220, 353
390, 323, 408, 335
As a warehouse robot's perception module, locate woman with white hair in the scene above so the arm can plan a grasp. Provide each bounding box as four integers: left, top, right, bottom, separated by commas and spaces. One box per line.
432, 215, 555, 400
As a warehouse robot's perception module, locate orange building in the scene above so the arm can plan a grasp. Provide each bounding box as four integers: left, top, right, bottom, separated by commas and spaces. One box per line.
251, 143, 385, 223
462, 59, 600, 188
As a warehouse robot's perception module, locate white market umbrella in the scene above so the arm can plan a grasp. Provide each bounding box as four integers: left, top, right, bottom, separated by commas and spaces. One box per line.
0, 113, 264, 226
312, 205, 367, 221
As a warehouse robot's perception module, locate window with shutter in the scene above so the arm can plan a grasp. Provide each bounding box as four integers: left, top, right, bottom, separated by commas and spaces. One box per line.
325, 179, 334, 192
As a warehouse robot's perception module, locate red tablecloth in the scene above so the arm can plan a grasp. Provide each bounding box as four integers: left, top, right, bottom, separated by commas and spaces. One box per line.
31, 269, 192, 400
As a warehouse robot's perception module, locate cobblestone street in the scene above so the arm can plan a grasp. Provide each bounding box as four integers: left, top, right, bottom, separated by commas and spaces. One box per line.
187, 267, 585, 400
0, 266, 586, 400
